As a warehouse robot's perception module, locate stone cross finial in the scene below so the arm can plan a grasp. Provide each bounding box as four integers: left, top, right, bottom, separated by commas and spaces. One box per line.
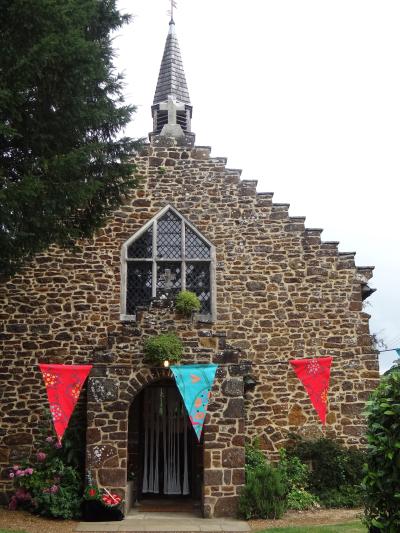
167, 95, 177, 125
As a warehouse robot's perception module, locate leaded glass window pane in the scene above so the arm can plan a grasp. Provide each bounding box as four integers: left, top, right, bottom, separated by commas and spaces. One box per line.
127, 262, 152, 314
157, 211, 182, 258
186, 262, 211, 313
128, 227, 152, 258
185, 226, 210, 259
156, 262, 182, 297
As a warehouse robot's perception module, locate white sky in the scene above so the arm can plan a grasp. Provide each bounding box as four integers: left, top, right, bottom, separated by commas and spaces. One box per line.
114, 1, 400, 373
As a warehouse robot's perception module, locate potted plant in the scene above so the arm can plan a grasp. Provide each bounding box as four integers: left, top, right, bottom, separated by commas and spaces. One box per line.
82, 485, 124, 521
143, 333, 183, 366
175, 290, 201, 317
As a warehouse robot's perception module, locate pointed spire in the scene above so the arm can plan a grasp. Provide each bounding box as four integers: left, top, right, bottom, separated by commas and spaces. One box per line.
153, 20, 191, 106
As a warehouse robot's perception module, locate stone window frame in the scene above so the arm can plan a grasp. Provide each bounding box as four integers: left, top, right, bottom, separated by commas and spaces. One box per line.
120, 205, 216, 322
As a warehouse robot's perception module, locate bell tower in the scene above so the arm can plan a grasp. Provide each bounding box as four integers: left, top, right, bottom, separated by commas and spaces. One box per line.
150, 16, 194, 143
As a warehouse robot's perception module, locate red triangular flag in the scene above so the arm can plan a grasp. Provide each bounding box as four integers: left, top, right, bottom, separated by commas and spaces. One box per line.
39, 364, 92, 443
290, 357, 332, 425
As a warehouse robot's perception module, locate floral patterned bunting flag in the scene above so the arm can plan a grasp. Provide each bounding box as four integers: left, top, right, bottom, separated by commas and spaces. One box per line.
39, 364, 92, 443
290, 357, 332, 425
171, 364, 218, 441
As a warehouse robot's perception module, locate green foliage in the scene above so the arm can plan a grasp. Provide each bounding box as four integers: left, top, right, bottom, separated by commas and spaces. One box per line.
287, 488, 320, 511
278, 448, 309, 492
143, 333, 183, 365
238, 463, 287, 520
175, 290, 201, 316
240, 439, 287, 519
364, 371, 400, 531
245, 438, 267, 472
8, 433, 83, 519
278, 448, 319, 510
0, 0, 141, 276
286, 436, 365, 508
317, 486, 363, 509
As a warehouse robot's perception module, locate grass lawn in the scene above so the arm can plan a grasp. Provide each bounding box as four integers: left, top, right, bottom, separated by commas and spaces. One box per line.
257, 521, 367, 533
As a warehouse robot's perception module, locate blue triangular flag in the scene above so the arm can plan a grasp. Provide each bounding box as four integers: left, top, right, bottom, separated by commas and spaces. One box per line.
395, 349, 400, 358
171, 364, 218, 441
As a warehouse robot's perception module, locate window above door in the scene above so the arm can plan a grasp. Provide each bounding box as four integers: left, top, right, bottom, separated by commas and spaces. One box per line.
121, 206, 216, 322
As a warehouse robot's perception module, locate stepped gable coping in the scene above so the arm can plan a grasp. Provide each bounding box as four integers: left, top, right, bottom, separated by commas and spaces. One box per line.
338, 252, 356, 257
272, 203, 290, 208
357, 265, 375, 271
226, 168, 243, 176
289, 216, 306, 222
256, 192, 274, 197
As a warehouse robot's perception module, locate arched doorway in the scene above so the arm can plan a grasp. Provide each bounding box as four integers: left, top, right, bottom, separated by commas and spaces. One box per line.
127, 378, 203, 512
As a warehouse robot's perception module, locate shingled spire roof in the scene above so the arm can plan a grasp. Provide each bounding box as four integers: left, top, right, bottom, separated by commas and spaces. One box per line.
153, 19, 191, 105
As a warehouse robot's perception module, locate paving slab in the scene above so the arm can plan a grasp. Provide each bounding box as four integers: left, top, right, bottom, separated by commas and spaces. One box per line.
75, 511, 250, 533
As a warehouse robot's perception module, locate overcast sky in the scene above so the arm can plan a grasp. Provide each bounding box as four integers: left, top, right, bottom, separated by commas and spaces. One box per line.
114, 1, 400, 373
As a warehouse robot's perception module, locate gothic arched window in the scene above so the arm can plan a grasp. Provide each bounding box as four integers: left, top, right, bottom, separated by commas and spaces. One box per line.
121, 206, 215, 321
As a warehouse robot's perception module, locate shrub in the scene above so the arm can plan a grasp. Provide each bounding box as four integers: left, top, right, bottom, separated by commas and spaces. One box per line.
278, 448, 309, 492
364, 371, 400, 531
8, 434, 82, 519
175, 291, 201, 316
239, 439, 287, 519
143, 333, 183, 365
286, 436, 365, 508
278, 448, 319, 510
238, 463, 287, 519
287, 488, 320, 510
318, 486, 363, 509
245, 438, 267, 472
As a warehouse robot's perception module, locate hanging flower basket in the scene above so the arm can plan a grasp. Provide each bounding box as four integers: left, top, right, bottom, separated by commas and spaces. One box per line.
84, 485, 100, 501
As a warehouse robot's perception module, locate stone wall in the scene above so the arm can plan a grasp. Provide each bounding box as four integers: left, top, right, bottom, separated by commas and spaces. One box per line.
0, 135, 380, 515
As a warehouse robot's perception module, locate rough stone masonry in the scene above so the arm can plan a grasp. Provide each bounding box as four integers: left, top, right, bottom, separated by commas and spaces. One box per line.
0, 134, 379, 516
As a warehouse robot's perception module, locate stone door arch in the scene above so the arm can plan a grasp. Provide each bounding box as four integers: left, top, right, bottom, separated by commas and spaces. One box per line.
85, 365, 245, 517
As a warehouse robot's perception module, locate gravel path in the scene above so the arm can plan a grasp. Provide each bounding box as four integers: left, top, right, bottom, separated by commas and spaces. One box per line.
0, 507, 363, 533
0, 509, 78, 533
250, 508, 363, 530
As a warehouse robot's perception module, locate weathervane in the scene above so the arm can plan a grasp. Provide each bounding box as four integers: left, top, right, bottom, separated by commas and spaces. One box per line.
168, 0, 177, 22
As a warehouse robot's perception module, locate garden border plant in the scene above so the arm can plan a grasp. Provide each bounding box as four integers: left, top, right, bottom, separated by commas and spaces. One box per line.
286, 435, 365, 509
364, 370, 400, 532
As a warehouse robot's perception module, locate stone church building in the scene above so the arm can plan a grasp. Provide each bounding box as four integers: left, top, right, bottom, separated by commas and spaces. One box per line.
0, 19, 380, 517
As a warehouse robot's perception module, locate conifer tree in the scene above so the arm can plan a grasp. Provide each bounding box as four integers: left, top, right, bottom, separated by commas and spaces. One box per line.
0, 0, 139, 276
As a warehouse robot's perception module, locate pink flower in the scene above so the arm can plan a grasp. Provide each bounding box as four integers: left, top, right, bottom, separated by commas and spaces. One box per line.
9, 472, 14, 479
46, 436, 54, 443
54, 442, 62, 449
12, 465, 19, 471
25, 468, 33, 475
50, 485, 59, 494
15, 470, 24, 477
36, 452, 46, 462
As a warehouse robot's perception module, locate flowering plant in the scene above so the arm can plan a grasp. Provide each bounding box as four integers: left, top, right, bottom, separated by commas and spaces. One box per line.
101, 491, 122, 508
8, 431, 82, 519
84, 485, 100, 501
